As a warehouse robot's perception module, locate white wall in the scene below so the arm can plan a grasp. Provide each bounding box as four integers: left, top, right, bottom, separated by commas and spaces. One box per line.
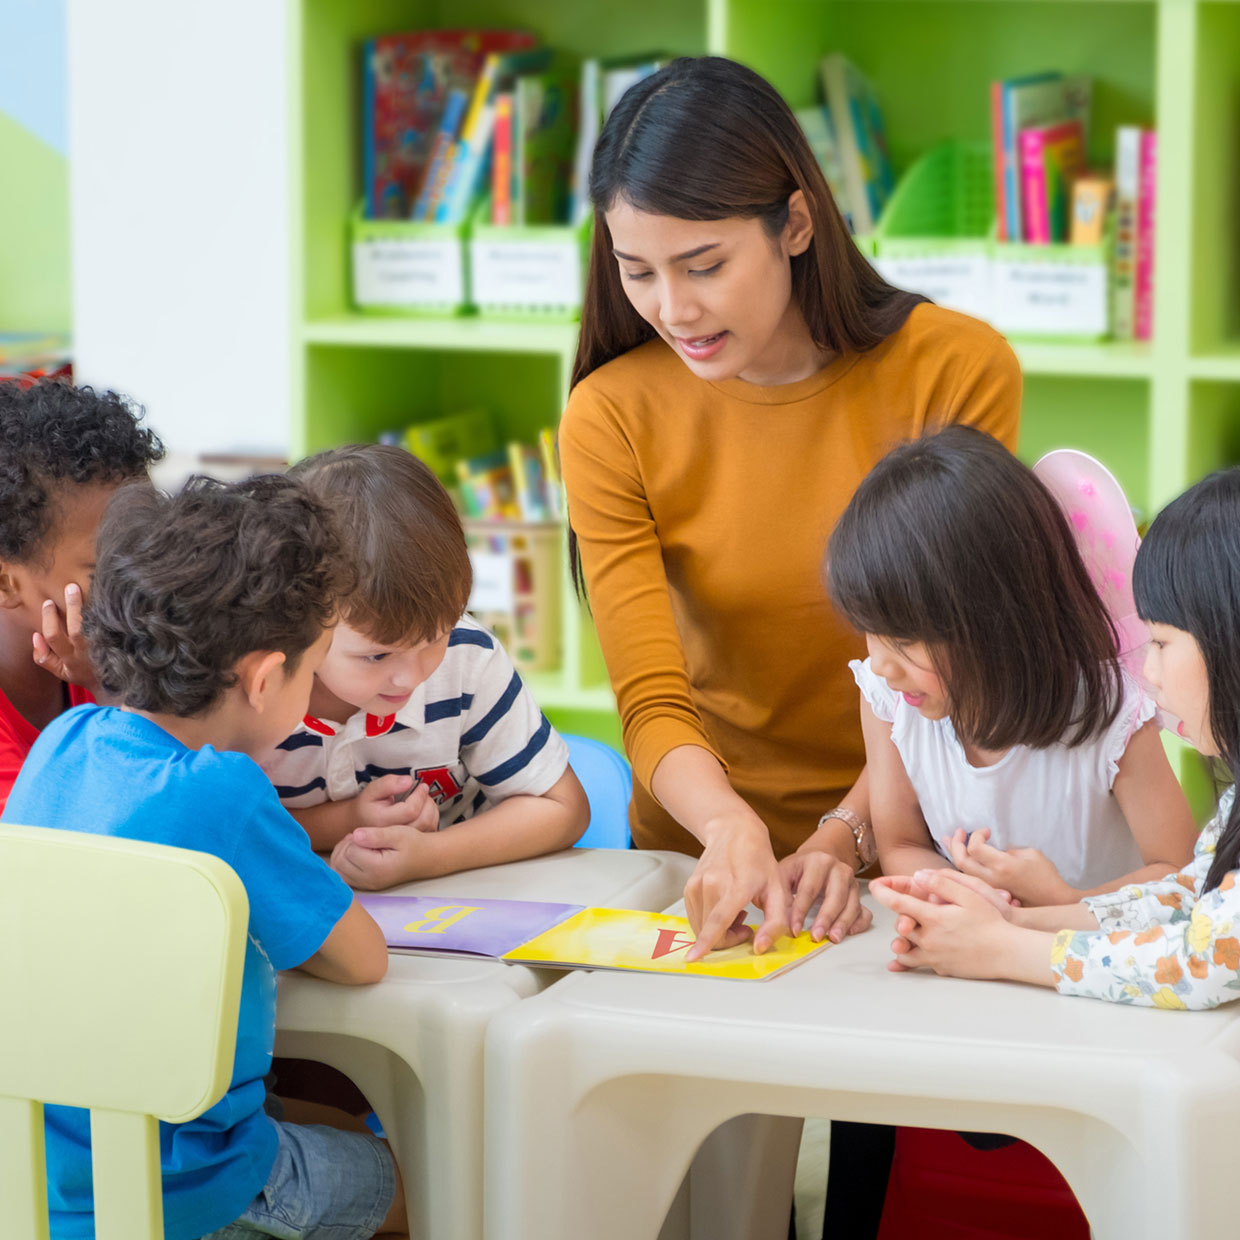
67, 0, 291, 457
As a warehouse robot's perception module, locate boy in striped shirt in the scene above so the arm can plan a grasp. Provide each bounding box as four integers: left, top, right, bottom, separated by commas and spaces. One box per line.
260, 444, 588, 889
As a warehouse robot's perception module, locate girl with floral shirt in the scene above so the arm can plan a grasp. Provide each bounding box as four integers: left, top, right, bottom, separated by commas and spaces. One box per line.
871, 464, 1240, 1011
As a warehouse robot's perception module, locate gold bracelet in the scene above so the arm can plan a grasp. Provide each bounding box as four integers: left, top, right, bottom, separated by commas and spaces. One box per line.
816, 806, 878, 872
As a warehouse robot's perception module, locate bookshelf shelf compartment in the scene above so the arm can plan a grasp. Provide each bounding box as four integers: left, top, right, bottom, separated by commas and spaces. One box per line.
291, 0, 1227, 748
302, 315, 579, 358
1013, 341, 1154, 379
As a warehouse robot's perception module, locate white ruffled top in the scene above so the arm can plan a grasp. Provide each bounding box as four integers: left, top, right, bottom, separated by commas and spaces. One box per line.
850, 658, 1153, 891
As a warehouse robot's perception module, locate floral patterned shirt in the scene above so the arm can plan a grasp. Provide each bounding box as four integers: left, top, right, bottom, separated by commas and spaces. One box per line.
1051, 788, 1240, 1010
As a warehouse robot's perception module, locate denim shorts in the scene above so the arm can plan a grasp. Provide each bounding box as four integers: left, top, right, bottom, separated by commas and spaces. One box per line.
199, 1119, 397, 1240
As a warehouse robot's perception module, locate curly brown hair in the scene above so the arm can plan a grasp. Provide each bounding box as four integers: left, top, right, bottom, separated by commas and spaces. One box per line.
84, 475, 350, 716
0, 379, 163, 565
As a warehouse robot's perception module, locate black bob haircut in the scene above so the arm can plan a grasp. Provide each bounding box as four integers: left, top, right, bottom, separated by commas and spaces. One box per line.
0, 380, 163, 565
85, 475, 349, 717
1134, 466, 1240, 893
826, 425, 1122, 751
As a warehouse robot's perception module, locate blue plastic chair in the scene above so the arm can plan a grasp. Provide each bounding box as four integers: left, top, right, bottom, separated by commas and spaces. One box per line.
563, 734, 632, 849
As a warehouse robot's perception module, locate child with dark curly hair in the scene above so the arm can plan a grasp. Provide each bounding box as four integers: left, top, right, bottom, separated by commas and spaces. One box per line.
2, 475, 408, 1240
262, 444, 589, 890
0, 379, 163, 809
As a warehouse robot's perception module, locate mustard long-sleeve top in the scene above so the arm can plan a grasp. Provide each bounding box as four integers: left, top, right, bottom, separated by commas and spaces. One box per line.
559, 303, 1022, 858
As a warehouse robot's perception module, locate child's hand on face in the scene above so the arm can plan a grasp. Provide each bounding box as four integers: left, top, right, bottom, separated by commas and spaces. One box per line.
871, 870, 1016, 978
31, 584, 95, 688
941, 829, 1074, 907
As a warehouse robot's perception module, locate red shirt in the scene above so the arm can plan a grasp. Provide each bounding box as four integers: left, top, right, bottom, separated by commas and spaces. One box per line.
0, 682, 94, 814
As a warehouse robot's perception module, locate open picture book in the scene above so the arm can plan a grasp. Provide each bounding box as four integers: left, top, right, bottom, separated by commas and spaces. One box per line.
356, 894, 831, 981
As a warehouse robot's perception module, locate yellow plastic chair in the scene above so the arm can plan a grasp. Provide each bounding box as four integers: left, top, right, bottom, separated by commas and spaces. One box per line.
0, 823, 249, 1240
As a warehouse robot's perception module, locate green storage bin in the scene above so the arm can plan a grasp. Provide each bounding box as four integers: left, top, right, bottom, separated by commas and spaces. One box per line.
469, 200, 592, 321
350, 201, 471, 317
871, 141, 995, 322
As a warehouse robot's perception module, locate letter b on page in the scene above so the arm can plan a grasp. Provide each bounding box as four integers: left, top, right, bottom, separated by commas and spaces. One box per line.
403, 904, 479, 935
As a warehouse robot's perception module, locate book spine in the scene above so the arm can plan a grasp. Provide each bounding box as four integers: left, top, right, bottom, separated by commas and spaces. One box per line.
1112, 125, 1142, 341
991, 80, 1008, 242
538, 428, 563, 519
363, 39, 378, 218
1069, 178, 1112, 246
439, 102, 497, 224
412, 89, 469, 221
492, 93, 514, 225
1019, 128, 1050, 244
1002, 83, 1023, 243
1135, 129, 1157, 342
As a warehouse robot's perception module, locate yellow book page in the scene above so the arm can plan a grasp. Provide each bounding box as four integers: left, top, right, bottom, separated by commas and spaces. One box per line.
502, 908, 830, 980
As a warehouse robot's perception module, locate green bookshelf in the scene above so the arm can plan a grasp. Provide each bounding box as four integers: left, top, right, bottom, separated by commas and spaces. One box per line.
291, 0, 1240, 783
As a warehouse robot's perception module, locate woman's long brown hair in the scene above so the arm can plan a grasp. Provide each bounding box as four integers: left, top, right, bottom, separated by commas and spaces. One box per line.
567, 56, 926, 594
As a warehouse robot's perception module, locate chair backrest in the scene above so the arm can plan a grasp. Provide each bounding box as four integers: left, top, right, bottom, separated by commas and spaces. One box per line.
564, 734, 633, 849
0, 823, 249, 1240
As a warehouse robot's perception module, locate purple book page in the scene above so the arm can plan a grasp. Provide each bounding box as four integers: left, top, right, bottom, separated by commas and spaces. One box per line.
357, 894, 583, 956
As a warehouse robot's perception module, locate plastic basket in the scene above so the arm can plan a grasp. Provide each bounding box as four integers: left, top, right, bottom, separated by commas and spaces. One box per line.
463, 519, 562, 673
990, 229, 1112, 341
872, 141, 995, 322
873, 140, 1112, 339
469, 200, 591, 320
351, 201, 471, 316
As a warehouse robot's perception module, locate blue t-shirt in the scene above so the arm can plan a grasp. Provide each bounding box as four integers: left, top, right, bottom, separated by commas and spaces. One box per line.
4, 704, 353, 1240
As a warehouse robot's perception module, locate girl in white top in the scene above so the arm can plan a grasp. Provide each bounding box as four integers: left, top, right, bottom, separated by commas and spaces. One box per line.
827, 426, 1196, 906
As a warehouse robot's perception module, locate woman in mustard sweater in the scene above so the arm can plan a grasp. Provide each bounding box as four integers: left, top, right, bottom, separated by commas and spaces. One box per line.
559, 57, 1021, 959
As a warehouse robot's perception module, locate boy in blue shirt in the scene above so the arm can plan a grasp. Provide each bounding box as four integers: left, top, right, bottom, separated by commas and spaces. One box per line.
4, 476, 407, 1240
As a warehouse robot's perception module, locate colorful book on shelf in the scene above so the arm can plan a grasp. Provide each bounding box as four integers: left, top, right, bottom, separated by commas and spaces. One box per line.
1134, 129, 1157, 342
514, 63, 579, 225
1019, 119, 1085, 243
1112, 125, 1142, 341
567, 53, 666, 226
437, 46, 555, 225
358, 895, 832, 980
1070, 174, 1114, 246
410, 88, 470, 220
492, 92, 516, 224
999, 73, 1091, 244
794, 105, 853, 232
403, 408, 497, 484
507, 442, 551, 520
537, 427, 563, 519
456, 450, 520, 518
569, 57, 602, 226
990, 80, 1009, 240
819, 53, 895, 235
362, 29, 537, 219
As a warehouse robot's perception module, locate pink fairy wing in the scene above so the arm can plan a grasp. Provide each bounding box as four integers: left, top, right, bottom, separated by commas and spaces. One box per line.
1032, 448, 1178, 734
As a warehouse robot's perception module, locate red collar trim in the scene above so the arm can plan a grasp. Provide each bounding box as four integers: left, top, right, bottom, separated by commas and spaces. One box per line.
366, 712, 397, 737
302, 714, 337, 737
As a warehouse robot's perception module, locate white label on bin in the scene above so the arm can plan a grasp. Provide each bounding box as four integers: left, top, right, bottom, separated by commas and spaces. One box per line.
467, 550, 514, 614
873, 256, 992, 322
353, 239, 463, 306
470, 240, 580, 308
991, 260, 1107, 335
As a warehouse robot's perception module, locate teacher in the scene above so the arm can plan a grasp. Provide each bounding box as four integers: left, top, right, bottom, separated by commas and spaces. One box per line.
559, 56, 1021, 957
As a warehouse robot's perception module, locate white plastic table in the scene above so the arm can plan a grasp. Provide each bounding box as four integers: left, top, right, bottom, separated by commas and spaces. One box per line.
275, 847, 694, 1240
484, 888, 1240, 1240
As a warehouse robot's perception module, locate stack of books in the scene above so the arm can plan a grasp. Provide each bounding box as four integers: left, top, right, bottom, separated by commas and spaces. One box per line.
793, 53, 897, 235
364, 32, 670, 230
